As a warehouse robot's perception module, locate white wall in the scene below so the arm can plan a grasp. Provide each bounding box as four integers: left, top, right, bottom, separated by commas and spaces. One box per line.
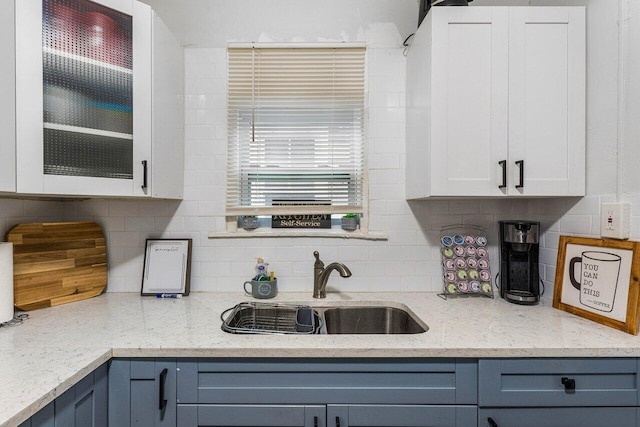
0, 0, 635, 299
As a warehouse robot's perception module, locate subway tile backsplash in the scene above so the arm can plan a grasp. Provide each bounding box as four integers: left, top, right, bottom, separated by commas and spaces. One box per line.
0, 45, 630, 299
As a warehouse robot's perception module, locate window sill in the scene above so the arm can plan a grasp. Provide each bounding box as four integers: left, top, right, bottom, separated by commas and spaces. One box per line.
208, 228, 388, 241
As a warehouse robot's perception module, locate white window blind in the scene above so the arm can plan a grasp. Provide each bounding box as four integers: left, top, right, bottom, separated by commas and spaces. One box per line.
226, 45, 366, 215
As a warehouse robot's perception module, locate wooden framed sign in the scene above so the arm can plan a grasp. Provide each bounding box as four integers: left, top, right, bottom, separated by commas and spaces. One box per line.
141, 239, 192, 296
553, 236, 640, 335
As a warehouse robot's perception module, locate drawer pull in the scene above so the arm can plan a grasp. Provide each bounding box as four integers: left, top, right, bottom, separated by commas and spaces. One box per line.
335, 416, 341, 427
141, 160, 148, 190
159, 368, 168, 410
487, 417, 498, 427
498, 160, 507, 189
314, 416, 318, 427
561, 376, 576, 391
515, 160, 524, 189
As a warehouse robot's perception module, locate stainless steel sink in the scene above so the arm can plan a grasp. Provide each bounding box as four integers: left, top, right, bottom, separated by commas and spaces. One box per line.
315, 305, 428, 334
220, 302, 428, 335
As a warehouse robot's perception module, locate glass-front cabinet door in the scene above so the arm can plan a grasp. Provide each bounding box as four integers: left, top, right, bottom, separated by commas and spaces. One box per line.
15, 0, 151, 196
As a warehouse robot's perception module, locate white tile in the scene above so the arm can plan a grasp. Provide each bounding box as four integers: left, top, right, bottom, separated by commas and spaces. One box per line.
108, 232, 140, 248
99, 217, 125, 232
560, 215, 593, 235
125, 217, 156, 232
566, 195, 601, 215
109, 201, 140, 217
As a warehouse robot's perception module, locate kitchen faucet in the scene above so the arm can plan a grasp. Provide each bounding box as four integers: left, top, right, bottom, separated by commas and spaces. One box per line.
313, 251, 351, 298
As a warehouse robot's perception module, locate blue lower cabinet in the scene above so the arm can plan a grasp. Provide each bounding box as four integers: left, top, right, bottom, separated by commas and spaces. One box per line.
175, 404, 477, 427
478, 358, 640, 407
108, 358, 176, 427
18, 402, 54, 427
478, 358, 640, 427
177, 404, 325, 427
328, 405, 477, 427
171, 358, 479, 427
478, 407, 639, 427
19, 363, 108, 427
55, 362, 108, 427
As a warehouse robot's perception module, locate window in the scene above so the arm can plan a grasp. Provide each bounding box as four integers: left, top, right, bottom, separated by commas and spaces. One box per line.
226, 44, 366, 217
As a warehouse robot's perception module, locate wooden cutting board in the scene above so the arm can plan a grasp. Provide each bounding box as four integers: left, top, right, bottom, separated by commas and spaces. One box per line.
6, 221, 107, 311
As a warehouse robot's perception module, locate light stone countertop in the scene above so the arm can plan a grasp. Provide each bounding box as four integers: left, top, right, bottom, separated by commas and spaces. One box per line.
2, 291, 640, 426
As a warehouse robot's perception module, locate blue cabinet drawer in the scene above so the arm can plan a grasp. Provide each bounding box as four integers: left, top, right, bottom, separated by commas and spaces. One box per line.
330, 404, 478, 427
176, 358, 477, 405
479, 358, 639, 407
478, 407, 639, 427
177, 404, 324, 427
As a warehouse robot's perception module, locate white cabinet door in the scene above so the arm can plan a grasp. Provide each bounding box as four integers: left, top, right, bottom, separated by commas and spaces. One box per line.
0, 0, 16, 193
149, 9, 184, 199
405, 6, 585, 199
12, 0, 158, 198
507, 7, 585, 196
430, 7, 509, 197
10, 0, 181, 199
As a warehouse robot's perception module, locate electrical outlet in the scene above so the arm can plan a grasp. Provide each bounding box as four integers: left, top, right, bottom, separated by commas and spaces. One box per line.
600, 203, 630, 239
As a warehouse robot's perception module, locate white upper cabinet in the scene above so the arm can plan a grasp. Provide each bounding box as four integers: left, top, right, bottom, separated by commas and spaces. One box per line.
406, 7, 585, 199
1, 0, 183, 198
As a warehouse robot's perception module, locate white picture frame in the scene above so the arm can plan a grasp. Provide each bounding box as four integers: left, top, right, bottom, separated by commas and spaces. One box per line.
141, 239, 192, 296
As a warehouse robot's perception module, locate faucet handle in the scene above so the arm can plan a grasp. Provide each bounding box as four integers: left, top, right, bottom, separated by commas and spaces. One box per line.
313, 251, 324, 269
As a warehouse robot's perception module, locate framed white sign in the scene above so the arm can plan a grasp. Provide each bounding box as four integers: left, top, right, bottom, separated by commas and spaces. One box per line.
553, 236, 640, 335
141, 239, 192, 296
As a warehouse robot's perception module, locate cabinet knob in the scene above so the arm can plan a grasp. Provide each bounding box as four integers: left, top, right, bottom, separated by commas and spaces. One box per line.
561, 376, 576, 391
487, 417, 498, 427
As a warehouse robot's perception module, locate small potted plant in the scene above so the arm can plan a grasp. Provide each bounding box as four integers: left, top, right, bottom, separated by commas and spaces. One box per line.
341, 213, 358, 231
239, 215, 259, 230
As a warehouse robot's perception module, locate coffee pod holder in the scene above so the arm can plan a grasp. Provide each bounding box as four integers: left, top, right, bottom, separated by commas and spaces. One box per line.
438, 224, 494, 300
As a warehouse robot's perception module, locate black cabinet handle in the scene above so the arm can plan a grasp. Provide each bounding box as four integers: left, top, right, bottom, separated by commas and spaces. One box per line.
335, 416, 341, 427
141, 160, 148, 190
159, 368, 168, 410
487, 417, 498, 427
314, 416, 318, 427
515, 160, 524, 189
562, 376, 576, 391
498, 160, 507, 189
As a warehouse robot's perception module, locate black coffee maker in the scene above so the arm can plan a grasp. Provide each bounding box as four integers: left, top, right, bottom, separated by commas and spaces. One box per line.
498, 220, 541, 305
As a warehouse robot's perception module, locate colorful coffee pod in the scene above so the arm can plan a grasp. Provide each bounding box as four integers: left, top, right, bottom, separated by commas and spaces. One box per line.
457, 281, 470, 292
441, 236, 454, 247
479, 270, 491, 281
456, 269, 468, 280
443, 259, 456, 270
466, 257, 478, 268
478, 258, 489, 269
454, 246, 465, 256
455, 257, 467, 269
470, 281, 481, 292
477, 247, 488, 258
444, 271, 456, 281
468, 269, 479, 280
446, 282, 458, 294
442, 247, 454, 259
466, 246, 477, 256
453, 234, 464, 245
464, 235, 475, 245
476, 236, 487, 246
481, 282, 492, 293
